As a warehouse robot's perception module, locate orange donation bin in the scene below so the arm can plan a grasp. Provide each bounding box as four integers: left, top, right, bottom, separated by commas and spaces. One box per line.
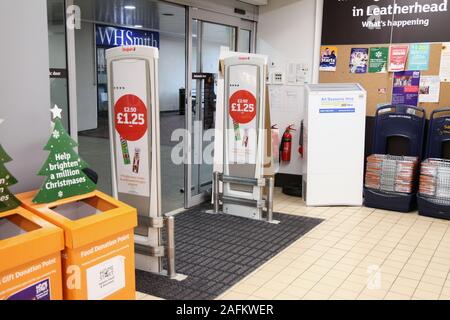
18, 190, 137, 300
0, 206, 64, 300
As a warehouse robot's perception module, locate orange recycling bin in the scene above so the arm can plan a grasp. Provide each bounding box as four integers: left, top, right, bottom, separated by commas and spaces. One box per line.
0, 206, 64, 300
18, 190, 137, 300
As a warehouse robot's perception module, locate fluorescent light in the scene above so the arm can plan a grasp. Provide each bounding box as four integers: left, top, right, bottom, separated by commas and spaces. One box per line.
124, 5, 136, 10
134, 25, 143, 28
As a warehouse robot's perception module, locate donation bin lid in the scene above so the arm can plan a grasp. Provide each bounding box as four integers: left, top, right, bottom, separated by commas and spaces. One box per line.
0, 207, 64, 274
16, 190, 137, 249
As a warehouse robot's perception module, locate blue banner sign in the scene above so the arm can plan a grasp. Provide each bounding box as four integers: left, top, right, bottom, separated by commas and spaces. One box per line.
96, 25, 159, 48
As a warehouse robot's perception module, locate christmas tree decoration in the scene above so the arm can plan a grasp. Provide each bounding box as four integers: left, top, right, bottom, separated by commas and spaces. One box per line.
0, 143, 21, 212
33, 108, 96, 203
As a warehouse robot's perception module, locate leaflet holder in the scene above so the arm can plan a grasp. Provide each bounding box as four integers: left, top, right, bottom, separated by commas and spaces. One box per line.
212, 52, 276, 223
106, 45, 182, 279
364, 104, 426, 212
418, 108, 450, 219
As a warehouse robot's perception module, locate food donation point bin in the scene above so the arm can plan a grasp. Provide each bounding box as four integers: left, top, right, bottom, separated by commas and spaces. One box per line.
17, 190, 137, 300
0, 206, 64, 300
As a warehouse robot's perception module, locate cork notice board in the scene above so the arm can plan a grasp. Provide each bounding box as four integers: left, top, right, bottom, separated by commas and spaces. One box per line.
319, 43, 450, 118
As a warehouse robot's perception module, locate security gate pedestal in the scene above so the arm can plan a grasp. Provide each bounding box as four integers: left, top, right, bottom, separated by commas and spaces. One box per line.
213, 51, 276, 223
106, 45, 184, 280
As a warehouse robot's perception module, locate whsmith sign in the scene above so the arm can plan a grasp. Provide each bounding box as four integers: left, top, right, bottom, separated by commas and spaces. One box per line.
322, 0, 450, 45
96, 25, 159, 48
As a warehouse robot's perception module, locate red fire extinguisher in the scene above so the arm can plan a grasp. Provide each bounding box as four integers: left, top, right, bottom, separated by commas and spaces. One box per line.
280, 125, 295, 162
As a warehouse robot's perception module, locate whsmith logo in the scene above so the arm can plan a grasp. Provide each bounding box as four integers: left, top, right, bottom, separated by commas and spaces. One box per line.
96, 25, 159, 48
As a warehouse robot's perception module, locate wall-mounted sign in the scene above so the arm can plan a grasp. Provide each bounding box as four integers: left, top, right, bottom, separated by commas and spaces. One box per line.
49, 68, 67, 79
322, 0, 450, 45
96, 25, 159, 48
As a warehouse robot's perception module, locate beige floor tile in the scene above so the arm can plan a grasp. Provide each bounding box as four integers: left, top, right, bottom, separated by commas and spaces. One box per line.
136, 292, 147, 300
274, 293, 301, 300
281, 285, 310, 299
141, 294, 163, 300
339, 280, 366, 293
231, 283, 260, 295
385, 292, 411, 300
412, 289, 440, 300
330, 288, 360, 300
302, 290, 331, 300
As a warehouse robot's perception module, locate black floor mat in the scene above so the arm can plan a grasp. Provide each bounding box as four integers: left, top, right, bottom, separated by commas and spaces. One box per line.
136, 205, 323, 300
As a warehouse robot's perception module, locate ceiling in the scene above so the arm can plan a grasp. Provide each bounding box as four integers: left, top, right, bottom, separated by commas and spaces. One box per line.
73, 0, 186, 36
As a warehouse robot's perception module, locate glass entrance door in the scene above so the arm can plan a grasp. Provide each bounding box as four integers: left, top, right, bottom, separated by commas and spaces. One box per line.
185, 8, 256, 208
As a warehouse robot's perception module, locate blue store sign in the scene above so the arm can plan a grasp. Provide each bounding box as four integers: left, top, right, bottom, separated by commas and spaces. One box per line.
96, 25, 159, 48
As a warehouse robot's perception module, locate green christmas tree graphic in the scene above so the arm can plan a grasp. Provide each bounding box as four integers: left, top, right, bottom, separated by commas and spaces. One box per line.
0, 143, 21, 212
33, 112, 96, 203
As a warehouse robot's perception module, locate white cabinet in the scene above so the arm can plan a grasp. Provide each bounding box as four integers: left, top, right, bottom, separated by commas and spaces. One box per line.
303, 84, 367, 206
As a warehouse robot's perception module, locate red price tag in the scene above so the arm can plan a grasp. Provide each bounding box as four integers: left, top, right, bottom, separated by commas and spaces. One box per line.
114, 94, 148, 141
229, 90, 257, 124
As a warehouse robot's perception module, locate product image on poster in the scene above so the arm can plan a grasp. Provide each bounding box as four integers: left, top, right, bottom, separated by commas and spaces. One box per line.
33, 107, 96, 204
7, 278, 51, 300
408, 43, 430, 71
0, 143, 21, 212
227, 64, 259, 164
369, 47, 389, 73
392, 71, 421, 106
349, 48, 368, 73
319, 46, 337, 71
389, 45, 409, 72
112, 59, 151, 197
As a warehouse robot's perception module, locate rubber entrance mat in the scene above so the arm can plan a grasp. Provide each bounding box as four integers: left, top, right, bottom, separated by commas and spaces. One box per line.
136, 205, 323, 300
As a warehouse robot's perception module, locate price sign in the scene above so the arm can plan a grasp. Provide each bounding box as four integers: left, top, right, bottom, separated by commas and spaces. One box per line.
114, 94, 148, 141
229, 90, 257, 124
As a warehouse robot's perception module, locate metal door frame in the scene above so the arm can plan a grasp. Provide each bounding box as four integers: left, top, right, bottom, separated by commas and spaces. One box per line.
185, 6, 257, 208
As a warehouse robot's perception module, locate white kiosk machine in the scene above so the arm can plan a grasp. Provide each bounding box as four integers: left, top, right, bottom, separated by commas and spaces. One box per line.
212, 51, 275, 222
106, 46, 168, 275
303, 83, 367, 206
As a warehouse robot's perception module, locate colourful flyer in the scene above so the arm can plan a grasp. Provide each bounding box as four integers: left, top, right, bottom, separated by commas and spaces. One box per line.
349, 48, 368, 73
392, 71, 421, 106
319, 46, 338, 71
369, 47, 388, 73
388, 45, 409, 72
408, 43, 430, 71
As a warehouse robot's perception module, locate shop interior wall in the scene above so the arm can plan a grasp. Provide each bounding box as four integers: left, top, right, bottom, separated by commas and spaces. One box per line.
257, 0, 320, 178
319, 43, 450, 118
0, 0, 51, 192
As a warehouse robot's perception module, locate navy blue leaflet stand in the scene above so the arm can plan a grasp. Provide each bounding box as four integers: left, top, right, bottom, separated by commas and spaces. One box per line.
417, 108, 450, 219
364, 105, 426, 212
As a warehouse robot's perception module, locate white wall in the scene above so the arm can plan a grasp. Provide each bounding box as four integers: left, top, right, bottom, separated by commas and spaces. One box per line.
76, 21, 98, 131
257, 0, 322, 175
0, 0, 51, 192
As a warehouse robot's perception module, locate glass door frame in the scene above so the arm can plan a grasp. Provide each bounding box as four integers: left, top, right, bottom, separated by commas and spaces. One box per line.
185, 7, 256, 208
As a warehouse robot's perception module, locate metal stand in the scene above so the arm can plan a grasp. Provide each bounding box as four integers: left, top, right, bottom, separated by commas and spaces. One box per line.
211, 171, 279, 224
164, 216, 187, 281
135, 216, 187, 281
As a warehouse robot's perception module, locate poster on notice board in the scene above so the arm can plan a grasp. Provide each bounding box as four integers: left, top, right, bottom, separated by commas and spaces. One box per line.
408, 43, 430, 71
319, 46, 338, 71
388, 45, 409, 72
419, 76, 441, 103
368, 47, 388, 73
349, 48, 368, 73
392, 71, 421, 106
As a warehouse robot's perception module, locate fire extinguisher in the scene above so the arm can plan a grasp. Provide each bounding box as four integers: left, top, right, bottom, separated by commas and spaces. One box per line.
280, 125, 295, 162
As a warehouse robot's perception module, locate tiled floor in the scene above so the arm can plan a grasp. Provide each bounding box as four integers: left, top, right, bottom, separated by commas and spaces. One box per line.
137, 188, 450, 300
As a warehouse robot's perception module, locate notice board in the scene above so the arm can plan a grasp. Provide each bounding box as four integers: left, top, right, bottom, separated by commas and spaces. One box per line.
319, 43, 450, 117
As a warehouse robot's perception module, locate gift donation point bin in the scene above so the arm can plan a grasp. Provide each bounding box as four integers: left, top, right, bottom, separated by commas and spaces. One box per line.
0, 206, 64, 300
17, 190, 137, 300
